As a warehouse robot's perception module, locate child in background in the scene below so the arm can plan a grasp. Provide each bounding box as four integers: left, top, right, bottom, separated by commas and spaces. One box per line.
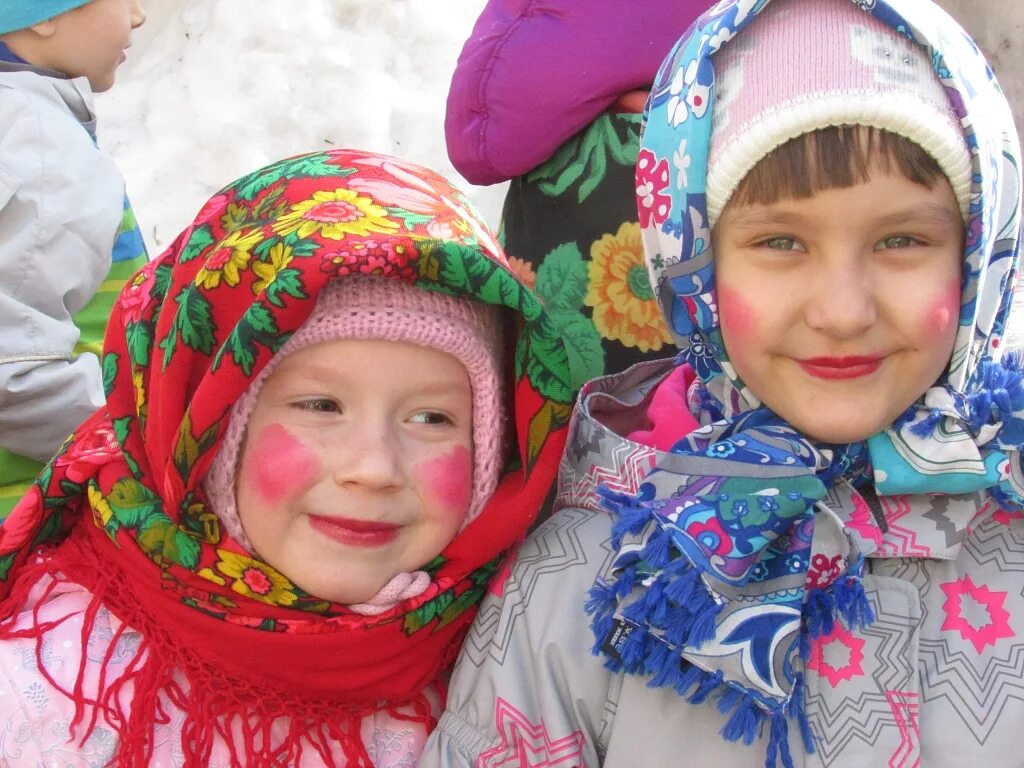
0, 149, 572, 766
423, 0, 1023, 766
0, 0, 149, 517
446, 0, 707, 386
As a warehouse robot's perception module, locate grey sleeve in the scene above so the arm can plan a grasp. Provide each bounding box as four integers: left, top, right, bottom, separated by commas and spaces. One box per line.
421, 507, 620, 768
0, 88, 122, 460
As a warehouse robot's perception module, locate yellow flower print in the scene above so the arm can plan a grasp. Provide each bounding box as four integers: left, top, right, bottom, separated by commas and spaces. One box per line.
272, 189, 399, 241
252, 242, 294, 294
214, 549, 299, 606
132, 370, 145, 413
198, 567, 226, 587
585, 222, 673, 353
194, 229, 264, 290
87, 484, 114, 529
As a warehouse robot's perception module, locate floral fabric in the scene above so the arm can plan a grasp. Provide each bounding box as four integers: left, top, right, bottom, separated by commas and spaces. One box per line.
502, 112, 674, 390
0, 149, 574, 766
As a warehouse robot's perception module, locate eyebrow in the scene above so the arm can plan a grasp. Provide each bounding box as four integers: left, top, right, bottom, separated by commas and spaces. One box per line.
720, 203, 961, 233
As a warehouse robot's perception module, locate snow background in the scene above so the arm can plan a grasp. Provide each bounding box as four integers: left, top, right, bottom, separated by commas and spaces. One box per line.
97, 0, 507, 253
97, 0, 1023, 343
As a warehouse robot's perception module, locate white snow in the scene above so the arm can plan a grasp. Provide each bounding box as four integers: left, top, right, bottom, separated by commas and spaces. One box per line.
97, 0, 506, 256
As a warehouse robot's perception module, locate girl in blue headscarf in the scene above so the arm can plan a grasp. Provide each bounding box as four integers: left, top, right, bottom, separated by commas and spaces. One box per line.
420, 0, 1022, 766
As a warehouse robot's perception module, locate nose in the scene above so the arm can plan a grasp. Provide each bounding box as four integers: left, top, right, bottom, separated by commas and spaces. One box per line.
803, 252, 877, 339
331, 427, 403, 490
130, 0, 146, 28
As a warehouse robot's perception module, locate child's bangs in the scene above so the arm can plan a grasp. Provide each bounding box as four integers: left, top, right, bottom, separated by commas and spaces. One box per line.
731, 126, 946, 207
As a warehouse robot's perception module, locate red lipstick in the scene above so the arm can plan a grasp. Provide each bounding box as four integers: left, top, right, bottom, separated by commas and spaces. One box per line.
798, 355, 883, 380
308, 515, 399, 547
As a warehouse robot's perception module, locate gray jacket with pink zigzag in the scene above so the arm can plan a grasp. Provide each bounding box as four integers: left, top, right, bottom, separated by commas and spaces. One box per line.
422, 359, 1024, 767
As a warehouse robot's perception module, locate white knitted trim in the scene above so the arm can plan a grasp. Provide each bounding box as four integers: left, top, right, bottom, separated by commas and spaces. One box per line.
706, 91, 972, 226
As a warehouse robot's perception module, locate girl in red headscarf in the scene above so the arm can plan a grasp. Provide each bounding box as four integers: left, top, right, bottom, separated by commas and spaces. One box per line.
0, 149, 573, 767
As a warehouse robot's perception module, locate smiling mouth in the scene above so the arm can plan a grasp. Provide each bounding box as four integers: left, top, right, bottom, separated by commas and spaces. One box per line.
798, 355, 883, 380
308, 515, 399, 547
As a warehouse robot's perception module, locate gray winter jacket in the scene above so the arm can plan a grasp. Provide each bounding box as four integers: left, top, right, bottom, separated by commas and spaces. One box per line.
423, 360, 1024, 767
0, 67, 124, 463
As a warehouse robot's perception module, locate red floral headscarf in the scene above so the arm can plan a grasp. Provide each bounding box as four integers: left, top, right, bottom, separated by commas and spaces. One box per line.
0, 150, 573, 766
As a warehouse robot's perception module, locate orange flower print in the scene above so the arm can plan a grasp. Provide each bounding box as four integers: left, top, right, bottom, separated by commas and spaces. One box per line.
272, 189, 399, 241
585, 222, 673, 352
507, 257, 537, 290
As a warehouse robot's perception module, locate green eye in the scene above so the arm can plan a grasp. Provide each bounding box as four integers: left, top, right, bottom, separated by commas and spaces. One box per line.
878, 235, 917, 249
762, 236, 799, 250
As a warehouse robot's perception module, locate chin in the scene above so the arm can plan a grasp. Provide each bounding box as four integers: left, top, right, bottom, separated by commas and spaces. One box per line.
89, 74, 117, 93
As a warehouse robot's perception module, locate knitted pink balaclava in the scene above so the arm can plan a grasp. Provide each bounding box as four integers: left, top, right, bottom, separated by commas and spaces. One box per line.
203, 276, 506, 613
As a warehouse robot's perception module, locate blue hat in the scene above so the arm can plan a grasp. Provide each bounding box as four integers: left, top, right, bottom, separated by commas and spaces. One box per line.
0, 0, 94, 36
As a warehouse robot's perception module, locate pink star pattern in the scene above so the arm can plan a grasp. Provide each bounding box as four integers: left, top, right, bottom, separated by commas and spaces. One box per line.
477, 698, 585, 768
846, 491, 885, 550
876, 495, 931, 557
806, 623, 866, 688
885, 690, 920, 768
940, 575, 1015, 654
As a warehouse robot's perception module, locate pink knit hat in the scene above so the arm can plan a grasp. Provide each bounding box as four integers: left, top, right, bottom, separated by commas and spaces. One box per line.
706, 0, 971, 226
203, 277, 507, 554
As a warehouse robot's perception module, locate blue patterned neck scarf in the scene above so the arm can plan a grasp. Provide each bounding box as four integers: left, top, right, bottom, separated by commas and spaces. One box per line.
587, 1, 1023, 767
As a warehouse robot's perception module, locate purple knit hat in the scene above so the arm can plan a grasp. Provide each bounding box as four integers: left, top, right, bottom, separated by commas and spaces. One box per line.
204, 276, 506, 551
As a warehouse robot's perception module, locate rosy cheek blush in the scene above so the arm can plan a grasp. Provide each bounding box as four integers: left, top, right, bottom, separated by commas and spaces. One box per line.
242, 423, 320, 504
923, 281, 961, 337
717, 286, 760, 351
415, 445, 473, 516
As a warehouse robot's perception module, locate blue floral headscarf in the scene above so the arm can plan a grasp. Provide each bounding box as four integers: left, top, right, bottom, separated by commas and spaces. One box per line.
587, 1, 1023, 766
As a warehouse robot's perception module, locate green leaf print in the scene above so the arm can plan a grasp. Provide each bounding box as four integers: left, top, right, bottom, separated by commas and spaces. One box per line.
179, 226, 216, 263
0, 553, 15, 582
217, 302, 280, 377
126, 321, 153, 368
173, 412, 221, 485
388, 208, 434, 232
112, 417, 131, 444
263, 268, 306, 308
137, 515, 201, 570
162, 286, 216, 368
527, 114, 641, 203
427, 240, 534, 319
524, 313, 574, 404
534, 243, 588, 313
30, 509, 63, 549
402, 559, 497, 634
235, 154, 356, 201
403, 590, 456, 634
550, 311, 605, 391
101, 352, 120, 396
152, 263, 173, 298
106, 477, 161, 529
